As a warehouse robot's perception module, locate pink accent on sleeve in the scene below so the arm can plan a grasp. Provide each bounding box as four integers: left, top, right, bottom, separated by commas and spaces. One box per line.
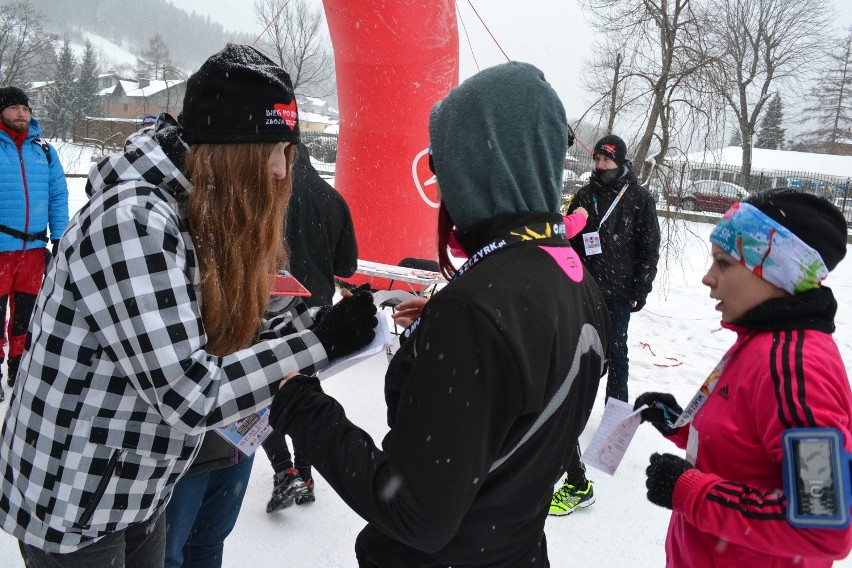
562, 213, 588, 239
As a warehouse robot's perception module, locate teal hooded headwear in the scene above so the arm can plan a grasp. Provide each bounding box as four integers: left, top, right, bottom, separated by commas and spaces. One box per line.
428, 61, 569, 230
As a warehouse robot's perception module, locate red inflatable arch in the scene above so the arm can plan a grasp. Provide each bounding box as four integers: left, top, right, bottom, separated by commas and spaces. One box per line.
322, 0, 459, 269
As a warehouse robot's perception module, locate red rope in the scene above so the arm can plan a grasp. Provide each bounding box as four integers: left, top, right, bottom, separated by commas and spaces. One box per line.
252, 0, 293, 47
640, 342, 683, 367
456, 2, 480, 72
573, 135, 593, 155
466, 0, 510, 61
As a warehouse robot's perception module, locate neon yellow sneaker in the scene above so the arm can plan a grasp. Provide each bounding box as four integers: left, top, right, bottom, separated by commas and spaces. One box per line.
548, 478, 595, 516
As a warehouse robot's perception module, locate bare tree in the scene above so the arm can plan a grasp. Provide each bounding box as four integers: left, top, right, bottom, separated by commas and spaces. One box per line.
795, 28, 852, 155
0, 0, 56, 86
704, 0, 829, 189
137, 33, 172, 81
580, 38, 644, 134
580, 0, 716, 181
254, 0, 335, 97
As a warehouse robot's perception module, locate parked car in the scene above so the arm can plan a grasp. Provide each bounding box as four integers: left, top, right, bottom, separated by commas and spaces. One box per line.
834, 197, 852, 228
666, 180, 749, 213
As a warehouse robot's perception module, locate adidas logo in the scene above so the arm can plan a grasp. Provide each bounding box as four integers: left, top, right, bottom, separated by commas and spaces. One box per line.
716, 385, 729, 400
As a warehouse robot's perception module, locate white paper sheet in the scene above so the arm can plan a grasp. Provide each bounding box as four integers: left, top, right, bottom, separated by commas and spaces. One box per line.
581, 398, 646, 475
318, 315, 393, 380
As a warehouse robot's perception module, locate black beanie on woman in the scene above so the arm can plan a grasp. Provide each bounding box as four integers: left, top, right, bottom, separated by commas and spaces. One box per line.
181, 43, 300, 145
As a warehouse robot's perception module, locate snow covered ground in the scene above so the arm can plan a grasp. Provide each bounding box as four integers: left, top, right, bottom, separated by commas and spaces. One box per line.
0, 150, 850, 566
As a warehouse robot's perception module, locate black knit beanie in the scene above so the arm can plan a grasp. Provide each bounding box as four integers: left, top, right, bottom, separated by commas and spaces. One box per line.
746, 188, 847, 272
428, 61, 568, 230
0, 87, 30, 112
593, 134, 627, 167
181, 44, 300, 145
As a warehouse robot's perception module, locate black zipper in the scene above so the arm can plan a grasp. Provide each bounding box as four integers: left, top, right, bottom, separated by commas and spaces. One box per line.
74, 448, 122, 529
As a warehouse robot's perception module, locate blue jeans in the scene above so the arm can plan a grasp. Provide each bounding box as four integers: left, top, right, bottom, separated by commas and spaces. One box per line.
19, 512, 166, 568
605, 299, 631, 403
164, 455, 254, 568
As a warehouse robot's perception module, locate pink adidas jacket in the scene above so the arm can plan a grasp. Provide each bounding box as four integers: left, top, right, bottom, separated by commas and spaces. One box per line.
664, 323, 852, 567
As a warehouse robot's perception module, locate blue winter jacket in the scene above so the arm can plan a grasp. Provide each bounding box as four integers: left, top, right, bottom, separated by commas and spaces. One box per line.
0, 117, 68, 252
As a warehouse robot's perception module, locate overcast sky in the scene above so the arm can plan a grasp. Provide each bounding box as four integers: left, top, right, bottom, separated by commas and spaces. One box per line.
168, 0, 852, 123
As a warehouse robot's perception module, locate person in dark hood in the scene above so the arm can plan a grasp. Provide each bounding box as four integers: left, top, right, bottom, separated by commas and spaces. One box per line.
269, 61, 610, 567
550, 134, 660, 516
262, 142, 359, 513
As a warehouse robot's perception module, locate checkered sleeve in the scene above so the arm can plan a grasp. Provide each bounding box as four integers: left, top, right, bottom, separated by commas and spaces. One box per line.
68, 199, 329, 434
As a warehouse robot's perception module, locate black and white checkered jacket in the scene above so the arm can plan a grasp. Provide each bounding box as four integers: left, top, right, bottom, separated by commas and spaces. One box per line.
0, 130, 329, 553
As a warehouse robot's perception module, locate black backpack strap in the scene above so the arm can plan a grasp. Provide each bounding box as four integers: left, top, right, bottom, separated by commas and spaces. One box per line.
0, 224, 48, 243
33, 137, 52, 166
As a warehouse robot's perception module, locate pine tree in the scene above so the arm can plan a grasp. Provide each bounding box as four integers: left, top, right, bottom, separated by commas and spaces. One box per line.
44, 39, 77, 140
75, 40, 101, 120
756, 92, 785, 150
728, 127, 742, 147
796, 29, 852, 154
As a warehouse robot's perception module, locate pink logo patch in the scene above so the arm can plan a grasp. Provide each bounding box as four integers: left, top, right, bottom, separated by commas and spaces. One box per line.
539, 246, 583, 282
273, 101, 297, 130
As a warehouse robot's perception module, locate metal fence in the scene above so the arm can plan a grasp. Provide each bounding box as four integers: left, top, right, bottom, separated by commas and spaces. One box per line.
301, 131, 338, 176
560, 145, 852, 226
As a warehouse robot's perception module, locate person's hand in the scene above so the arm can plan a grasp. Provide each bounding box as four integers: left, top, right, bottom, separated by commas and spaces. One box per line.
310, 289, 377, 359
645, 452, 694, 509
391, 297, 429, 328
50, 239, 59, 256
634, 392, 682, 436
630, 295, 647, 312
574, 206, 589, 219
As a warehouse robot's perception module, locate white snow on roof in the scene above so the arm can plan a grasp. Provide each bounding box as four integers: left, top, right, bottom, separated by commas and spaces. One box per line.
123, 80, 184, 97
303, 96, 326, 108
323, 124, 339, 135
671, 146, 852, 180
299, 111, 332, 124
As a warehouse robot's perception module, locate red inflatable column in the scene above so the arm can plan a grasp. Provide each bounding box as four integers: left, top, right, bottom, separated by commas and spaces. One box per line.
322, 0, 458, 268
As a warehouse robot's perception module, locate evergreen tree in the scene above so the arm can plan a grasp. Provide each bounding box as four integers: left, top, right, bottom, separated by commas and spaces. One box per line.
796, 29, 852, 154
756, 92, 785, 150
44, 39, 77, 140
75, 40, 101, 120
728, 127, 742, 147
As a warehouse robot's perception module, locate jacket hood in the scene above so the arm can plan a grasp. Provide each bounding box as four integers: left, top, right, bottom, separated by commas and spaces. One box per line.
428, 61, 568, 230
88, 126, 191, 199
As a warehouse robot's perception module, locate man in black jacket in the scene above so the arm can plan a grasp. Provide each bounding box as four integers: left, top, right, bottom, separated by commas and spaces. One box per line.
263, 142, 359, 512
550, 134, 660, 516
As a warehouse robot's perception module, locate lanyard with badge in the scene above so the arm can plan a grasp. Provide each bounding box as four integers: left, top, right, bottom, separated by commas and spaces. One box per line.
402, 220, 567, 339
582, 184, 627, 256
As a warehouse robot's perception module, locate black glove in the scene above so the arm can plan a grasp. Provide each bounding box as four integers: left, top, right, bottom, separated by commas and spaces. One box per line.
310, 290, 377, 359
631, 295, 647, 312
313, 284, 373, 326
645, 452, 694, 509
634, 392, 683, 436
50, 239, 59, 256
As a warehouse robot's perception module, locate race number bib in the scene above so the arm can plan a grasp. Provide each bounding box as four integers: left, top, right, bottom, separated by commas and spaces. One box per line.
583, 231, 603, 256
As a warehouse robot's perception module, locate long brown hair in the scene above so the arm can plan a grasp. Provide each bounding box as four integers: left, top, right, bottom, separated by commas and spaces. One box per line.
185, 142, 295, 356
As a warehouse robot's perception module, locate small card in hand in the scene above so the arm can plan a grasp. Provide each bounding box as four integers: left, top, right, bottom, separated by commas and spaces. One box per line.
269, 274, 312, 297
